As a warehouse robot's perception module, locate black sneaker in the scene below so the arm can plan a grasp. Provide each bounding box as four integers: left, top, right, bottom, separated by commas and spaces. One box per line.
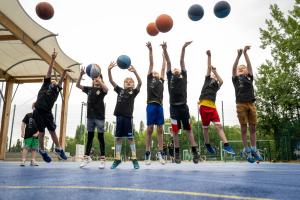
132, 159, 140, 169
55, 148, 67, 160
111, 159, 122, 169
39, 149, 52, 163
174, 152, 181, 164
192, 151, 200, 164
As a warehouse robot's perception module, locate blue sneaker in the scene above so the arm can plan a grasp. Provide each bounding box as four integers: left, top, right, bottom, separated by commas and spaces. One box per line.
205, 145, 216, 154
251, 149, 263, 162
132, 159, 140, 169
111, 159, 121, 169
55, 148, 67, 160
223, 145, 236, 156
241, 148, 255, 163
39, 149, 52, 163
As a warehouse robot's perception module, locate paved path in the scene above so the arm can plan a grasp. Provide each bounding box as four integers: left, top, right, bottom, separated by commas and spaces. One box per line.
0, 161, 299, 200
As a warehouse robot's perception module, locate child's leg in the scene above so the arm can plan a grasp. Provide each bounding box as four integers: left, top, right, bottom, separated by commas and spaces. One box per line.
214, 124, 228, 144
203, 127, 210, 144
97, 132, 105, 158
22, 148, 28, 161
249, 124, 256, 148
146, 125, 154, 152
31, 150, 37, 161
240, 124, 248, 148
85, 131, 95, 156
157, 125, 164, 151
128, 138, 136, 159
49, 131, 60, 148
38, 132, 45, 150
115, 138, 122, 160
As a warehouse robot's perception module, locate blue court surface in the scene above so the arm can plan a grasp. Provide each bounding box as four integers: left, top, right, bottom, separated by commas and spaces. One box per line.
0, 161, 299, 200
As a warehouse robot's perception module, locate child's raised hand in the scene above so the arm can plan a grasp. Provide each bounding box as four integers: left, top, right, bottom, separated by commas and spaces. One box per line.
211, 66, 217, 72
52, 48, 58, 59
108, 61, 117, 70
237, 49, 243, 56
206, 50, 211, 57
160, 42, 167, 50
146, 42, 152, 50
243, 45, 251, 53
128, 65, 136, 73
183, 41, 192, 48
80, 67, 86, 76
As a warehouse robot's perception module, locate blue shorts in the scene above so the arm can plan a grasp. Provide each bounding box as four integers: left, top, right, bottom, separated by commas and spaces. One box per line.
146, 103, 164, 126
115, 116, 134, 138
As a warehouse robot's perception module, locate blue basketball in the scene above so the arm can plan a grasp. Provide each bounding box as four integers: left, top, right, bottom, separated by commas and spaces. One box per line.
85, 64, 101, 78
188, 4, 204, 21
214, 1, 231, 18
117, 55, 131, 69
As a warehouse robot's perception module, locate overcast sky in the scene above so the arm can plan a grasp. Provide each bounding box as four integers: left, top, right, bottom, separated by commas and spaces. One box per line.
6, 0, 294, 145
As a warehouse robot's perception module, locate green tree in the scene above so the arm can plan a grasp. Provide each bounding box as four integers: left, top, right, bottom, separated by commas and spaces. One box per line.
257, 0, 300, 158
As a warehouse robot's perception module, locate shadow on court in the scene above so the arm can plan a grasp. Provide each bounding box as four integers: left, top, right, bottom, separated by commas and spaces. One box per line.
0, 161, 299, 200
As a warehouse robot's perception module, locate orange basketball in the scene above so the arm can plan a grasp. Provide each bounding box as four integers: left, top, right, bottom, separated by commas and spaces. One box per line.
155, 14, 173, 33
146, 22, 159, 36
35, 2, 54, 20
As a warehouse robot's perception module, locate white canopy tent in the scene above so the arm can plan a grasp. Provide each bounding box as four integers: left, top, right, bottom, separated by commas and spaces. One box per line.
0, 0, 81, 159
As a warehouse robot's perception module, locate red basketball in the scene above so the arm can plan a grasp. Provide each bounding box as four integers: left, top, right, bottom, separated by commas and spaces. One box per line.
155, 14, 173, 33
35, 2, 54, 20
146, 22, 159, 36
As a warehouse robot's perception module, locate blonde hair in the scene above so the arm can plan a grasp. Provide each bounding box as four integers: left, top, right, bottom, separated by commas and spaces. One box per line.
124, 77, 135, 87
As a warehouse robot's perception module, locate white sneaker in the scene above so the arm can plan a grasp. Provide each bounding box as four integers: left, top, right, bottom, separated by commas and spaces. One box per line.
30, 160, 39, 166
80, 156, 92, 168
99, 159, 105, 169
145, 152, 151, 165
20, 160, 26, 167
157, 151, 166, 165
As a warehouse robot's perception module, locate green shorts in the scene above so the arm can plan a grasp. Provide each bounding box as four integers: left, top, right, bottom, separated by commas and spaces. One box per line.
23, 137, 39, 150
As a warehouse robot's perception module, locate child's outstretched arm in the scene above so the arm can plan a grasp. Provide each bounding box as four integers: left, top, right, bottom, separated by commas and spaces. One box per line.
160, 53, 166, 80
232, 49, 243, 76
76, 67, 85, 90
180, 41, 192, 71
211, 66, 223, 86
46, 49, 57, 78
98, 77, 109, 93
243, 45, 253, 76
160, 42, 171, 72
146, 42, 153, 75
58, 69, 73, 87
206, 50, 212, 76
129, 65, 142, 90
108, 61, 117, 88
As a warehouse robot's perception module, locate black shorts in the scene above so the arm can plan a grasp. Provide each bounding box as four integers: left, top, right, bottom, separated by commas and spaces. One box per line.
33, 108, 56, 133
170, 104, 191, 132
115, 116, 134, 138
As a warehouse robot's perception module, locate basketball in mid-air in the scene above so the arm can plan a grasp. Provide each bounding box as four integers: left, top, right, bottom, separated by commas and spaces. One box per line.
188, 4, 204, 21
155, 14, 173, 33
86, 64, 101, 79
146, 22, 159, 36
117, 55, 131, 69
214, 1, 231, 18
35, 2, 54, 20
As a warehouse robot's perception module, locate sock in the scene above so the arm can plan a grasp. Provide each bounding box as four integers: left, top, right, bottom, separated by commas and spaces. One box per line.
115, 143, 122, 160
244, 147, 251, 152
223, 143, 229, 147
251, 146, 257, 152
130, 144, 137, 160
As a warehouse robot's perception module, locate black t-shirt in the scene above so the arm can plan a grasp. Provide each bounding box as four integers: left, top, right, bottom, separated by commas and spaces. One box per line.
167, 70, 187, 105
232, 74, 256, 103
113, 85, 139, 117
83, 86, 107, 120
22, 113, 38, 139
147, 74, 164, 105
35, 77, 62, 111
199, 75, 221, 103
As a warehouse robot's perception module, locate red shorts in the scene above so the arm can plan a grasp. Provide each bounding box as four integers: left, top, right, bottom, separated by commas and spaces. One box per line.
199, 105, 221, 127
